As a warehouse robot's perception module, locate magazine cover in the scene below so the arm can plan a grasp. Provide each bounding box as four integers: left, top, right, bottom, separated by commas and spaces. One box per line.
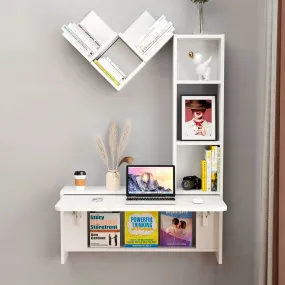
88, 212, 120, 247
125, 212, 159, 247
160, 212, 193, 247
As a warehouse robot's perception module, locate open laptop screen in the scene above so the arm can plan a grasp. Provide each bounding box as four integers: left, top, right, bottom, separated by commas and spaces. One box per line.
126, 165, 175, 196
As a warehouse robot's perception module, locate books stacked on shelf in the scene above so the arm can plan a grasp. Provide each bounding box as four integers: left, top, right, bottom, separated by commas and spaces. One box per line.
134, 15, 174, 58
62, 22, 102, 59
88, 212, 120, 247
125, 212, 159, 247
94, 57, 126, 87
201, 146, 221, 192
160, 212, 193, 247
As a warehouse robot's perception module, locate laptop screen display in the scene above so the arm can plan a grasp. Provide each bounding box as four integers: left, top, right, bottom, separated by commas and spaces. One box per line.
127, 166, 174, 195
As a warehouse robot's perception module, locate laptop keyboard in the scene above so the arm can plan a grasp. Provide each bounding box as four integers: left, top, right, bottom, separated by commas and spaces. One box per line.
126, 197, 175, 201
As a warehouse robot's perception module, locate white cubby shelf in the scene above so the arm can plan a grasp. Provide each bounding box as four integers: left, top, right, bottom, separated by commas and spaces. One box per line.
173, 34, 226, 263
55, 186, 226, 264
62, 11, 175, 91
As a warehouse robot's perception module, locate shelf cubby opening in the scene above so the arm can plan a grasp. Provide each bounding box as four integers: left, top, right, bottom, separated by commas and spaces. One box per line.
176, 145, 220, 194
91, 38, 145, 90
121, 11, 175, 62
176, 84, 220, 142
176, 36, 224, 82
63, 211, 219, 252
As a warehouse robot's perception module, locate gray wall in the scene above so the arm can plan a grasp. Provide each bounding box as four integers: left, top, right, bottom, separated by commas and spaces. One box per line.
0, 0, 264, 285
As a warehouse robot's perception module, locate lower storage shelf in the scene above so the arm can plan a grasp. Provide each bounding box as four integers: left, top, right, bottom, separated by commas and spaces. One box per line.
57, 188, 226, 264
66, 247, 216, 252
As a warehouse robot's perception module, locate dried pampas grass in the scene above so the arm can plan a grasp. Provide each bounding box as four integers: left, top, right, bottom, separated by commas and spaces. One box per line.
95, 136, 109, 170
116, 120, 132, 169
109, 121, 118, 170
95, 120, 133, 171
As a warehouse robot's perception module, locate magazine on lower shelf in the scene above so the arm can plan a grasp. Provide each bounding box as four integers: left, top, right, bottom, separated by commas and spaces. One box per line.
160, 212, 193, 247
125, 211, 159, 247
88, 212, 120, 247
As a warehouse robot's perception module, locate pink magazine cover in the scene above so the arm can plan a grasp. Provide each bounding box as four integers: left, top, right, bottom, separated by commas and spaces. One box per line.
160, 212, 193, 247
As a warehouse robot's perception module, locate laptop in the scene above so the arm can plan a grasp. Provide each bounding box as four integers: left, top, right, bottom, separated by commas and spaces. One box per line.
125, 165, 176, 205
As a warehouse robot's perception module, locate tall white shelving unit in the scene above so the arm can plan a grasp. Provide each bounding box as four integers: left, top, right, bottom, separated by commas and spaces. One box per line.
62, 11, 175, 91
173, 34, 225, 264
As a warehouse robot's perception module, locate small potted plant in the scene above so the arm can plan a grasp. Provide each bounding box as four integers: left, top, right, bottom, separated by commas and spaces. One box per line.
95, 121, 134, 190
191, 0, 209, 34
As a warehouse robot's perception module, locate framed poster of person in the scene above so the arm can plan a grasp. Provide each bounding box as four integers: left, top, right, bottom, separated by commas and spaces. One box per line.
181, 95, 216, 141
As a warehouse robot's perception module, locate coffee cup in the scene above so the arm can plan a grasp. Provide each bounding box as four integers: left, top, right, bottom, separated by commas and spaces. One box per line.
74, 171, 86, 190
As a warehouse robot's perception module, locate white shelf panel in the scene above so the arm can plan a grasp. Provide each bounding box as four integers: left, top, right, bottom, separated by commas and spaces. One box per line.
142, 30, 174, 62
79, 11, 117, 46
91, 60, 145, 91
177, 80, 223, 85
90, 35, 119, 61
119, 33, 144, 61
62, 32, 94, 61
55, 194, 227, 212
176, 187, 220, 195
119, 31, 174, 63
121, 11, 174, 63
176, 141, 221, 146
176, 34, 225, 40
67, 247, 216, 252
61, 186, 126, 196
60, 186, 220, 196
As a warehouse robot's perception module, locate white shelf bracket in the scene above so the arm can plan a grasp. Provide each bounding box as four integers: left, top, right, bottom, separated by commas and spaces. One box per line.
202, 212, 210, 226
72, 211, 82, 225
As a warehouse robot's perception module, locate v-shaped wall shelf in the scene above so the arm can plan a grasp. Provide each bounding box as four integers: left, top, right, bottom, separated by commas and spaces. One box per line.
62, 11, 175, 91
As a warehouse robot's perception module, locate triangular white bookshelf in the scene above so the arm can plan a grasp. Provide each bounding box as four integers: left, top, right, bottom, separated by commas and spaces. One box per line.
62, 11, 175, 91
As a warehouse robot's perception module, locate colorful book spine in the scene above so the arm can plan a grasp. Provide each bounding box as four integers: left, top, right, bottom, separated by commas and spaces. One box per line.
217, 147, 221, 192
62, 25, 93, 57
211, 146, 218, 191
78, 23, 101, 47
98, 57, 124, 83
73, 24, 101, 50
67, 24, 97, 53
204, 149, 212, 192
94, 60, 120, 86
201, 160, 207, 191
106, 57, 127, 78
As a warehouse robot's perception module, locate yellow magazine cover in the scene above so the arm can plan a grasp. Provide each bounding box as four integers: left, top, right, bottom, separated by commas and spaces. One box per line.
125, 212, 159, 247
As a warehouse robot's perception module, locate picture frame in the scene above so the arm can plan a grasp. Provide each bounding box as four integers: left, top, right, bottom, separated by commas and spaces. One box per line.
180, 95, 216, 141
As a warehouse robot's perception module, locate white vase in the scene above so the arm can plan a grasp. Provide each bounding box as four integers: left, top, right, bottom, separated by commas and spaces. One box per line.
106, 171, 120, 191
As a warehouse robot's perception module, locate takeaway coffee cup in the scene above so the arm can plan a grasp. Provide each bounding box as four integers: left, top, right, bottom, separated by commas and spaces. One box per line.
74, 171, 86, 190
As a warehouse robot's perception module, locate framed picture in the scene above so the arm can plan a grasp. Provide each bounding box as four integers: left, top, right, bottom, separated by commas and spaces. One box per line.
181, 95, 216, 141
